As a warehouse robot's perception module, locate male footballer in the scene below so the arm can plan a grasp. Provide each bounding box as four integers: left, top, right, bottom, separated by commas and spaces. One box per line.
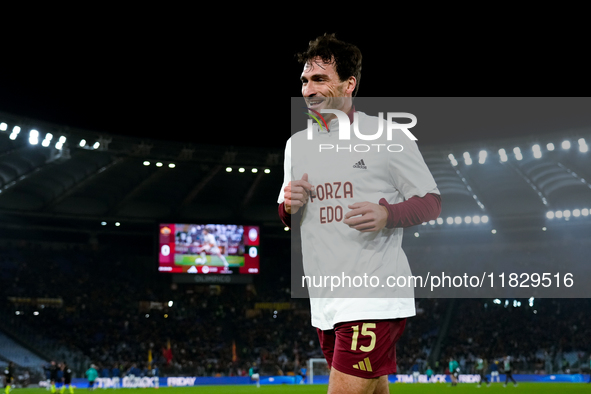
279, 33, 441, 394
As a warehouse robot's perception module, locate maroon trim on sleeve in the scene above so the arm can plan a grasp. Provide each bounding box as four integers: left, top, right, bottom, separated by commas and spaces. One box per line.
379, 193, 442, 229
278, 202, 291, 228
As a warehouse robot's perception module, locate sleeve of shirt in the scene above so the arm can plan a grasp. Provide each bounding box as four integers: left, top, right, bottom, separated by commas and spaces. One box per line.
380, 134, 441, 228
277, 138, 292, 228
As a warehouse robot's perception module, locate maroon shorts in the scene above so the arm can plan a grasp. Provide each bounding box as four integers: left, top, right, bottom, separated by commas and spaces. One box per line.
317, 318, 406, 379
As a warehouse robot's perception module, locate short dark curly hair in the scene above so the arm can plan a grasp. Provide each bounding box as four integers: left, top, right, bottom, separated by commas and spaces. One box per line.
296, 33, 362, 97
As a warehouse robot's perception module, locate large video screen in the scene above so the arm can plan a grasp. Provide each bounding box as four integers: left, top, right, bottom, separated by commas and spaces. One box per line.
158, 223, 259, 274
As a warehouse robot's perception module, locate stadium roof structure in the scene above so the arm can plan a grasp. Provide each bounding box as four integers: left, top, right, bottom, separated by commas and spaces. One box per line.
1, 110, 590, 236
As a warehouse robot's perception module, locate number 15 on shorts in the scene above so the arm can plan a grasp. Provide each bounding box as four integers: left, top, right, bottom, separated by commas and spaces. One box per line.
351, 323, 376, 352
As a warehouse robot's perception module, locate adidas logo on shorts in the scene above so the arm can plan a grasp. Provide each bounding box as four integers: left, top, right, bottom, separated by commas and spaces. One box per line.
353, 159, 367, 169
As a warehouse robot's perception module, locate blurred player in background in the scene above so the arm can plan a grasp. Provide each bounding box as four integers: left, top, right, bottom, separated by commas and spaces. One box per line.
411, 361, 420, 383
4, 361, 14, 394
279, 33, 441, 394
85, 365, 98, 391
490, 359, 500, 382
49, 361, 58, 393
425, 365, 433, 382
448, 357, 459, 386
60, 363, 73, 394
503, 356, 517, 387
248, 362, 260, 388
476, 357, 490, 387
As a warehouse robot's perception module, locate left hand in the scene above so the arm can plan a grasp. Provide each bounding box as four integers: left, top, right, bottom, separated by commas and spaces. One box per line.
343, 202, 389, 232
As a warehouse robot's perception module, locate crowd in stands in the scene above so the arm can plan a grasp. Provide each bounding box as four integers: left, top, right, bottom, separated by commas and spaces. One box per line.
0, 237, 590, 379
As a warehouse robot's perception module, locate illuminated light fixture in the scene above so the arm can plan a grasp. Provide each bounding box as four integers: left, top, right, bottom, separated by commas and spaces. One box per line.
101, 221, 107, 226
414, 232, 419, 238
546, 211, 555, 219
168, 301, 173, 307
513, 147, 522, 161
448, 153, 458, 167
555, 210, 563, 218
252, 168, 258, 173
464, 216, 472, 224
532, 144, 542, 159
59, 136, 66, 143
264, 168, 271, 174
579, 138, 588, 153
33, 311, 40, 316
284, 226, 290, 231
562, 140, 571, 150
93, 142, 100, 149
563, 210, 571, 218
478, 150, 487, 164
582, 208, 589, 216
454, 216, 462, 224
55, 142, 63, 150
239, 168, 245, 173
156, 162, 163, 167
481, 215, 489, 224
42, 139, 51, 147
422, 222, 427, 226
463, 152, 472, 165
436, 218, 443, 225
499, 148, 508, 162
226, 167, 232, 172
446, 217, 454, 224
429, 220, 436, 225
115, 222, 121, 226
542, 227, 547, 231
168, 163, 176, 168
42, 133, 53, 147
29, 129, 39, 145
472, 215, 481, 224
573, 209, 581, 217
12, 126, 21, 133
491, 229, 497, 234
547, 142, 555, 151
79, 139, 86, 147
143, 161, 150, 166
0, 122, 6, 131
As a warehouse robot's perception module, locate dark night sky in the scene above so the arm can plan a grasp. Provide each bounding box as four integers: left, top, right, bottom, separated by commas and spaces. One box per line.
0, 27, 588, 150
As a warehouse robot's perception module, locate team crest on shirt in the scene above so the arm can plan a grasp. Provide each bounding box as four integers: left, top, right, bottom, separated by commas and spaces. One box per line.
352, 159, 367, 169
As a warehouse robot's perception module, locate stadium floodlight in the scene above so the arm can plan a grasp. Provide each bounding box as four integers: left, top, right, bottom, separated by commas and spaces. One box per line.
562, 140, 571, 150
239, 167, 245, 173
414, 232, 419, 238
42, 139, 51, 147
55, 142, 63, 150
226, 167, 232, 172
252, 168, 258, 173
582, 208, 589, 216
168, 301, 173, 307
573, 209, 581, 217
143, 161, 150, 166
563, 210, 571, 218
546, 211, 555, 219
448, 153, 458, 166
481, 215, 489, 223
493, 299, 501, 304
115, 222, 121, 226
101, 222, 107, 226
156, 162, 163, 167
79, 139, 86, 147
529, 297, 535, 307
169, 163, 176, 168
264, 168, 271, 174
446, 217, 453, 224
463, 152, 472, 165
547, 142, 555, 151
284, 226, 290, 231
464, 216, 472, 224
29, 129, 39, 145
0, 122, 6, 131
145, 314, 149, 318
478, 150, 487, 164
429, 220, 436, 225
12, 126, 20, 133
93, 142, 100, 149
33, 311, 40, 316
555, 210, 563, 218
472, 215, 481, 224
421, 222, 427, 226
498, 148, 508, 162
436, 218, 443, 225
542, 227, 547, 231
579, 138, 589, 153
59, 136, 66, 143
491, 229, 497, 234
533, 143, 542, 159
454, 216, 462, 224
513, 147, 522, 161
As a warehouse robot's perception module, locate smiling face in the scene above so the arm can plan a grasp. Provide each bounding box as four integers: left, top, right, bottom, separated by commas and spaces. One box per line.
301, 57, 356, 126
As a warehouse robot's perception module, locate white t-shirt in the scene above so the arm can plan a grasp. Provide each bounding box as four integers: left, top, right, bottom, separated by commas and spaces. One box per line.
278, 111, 439, 330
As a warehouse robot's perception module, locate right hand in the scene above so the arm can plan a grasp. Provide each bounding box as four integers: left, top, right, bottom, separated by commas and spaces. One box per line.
284, 173, 315, 214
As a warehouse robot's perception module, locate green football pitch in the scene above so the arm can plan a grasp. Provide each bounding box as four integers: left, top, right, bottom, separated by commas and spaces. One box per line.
12, 383, 591, 394
174, 254, 244, 266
